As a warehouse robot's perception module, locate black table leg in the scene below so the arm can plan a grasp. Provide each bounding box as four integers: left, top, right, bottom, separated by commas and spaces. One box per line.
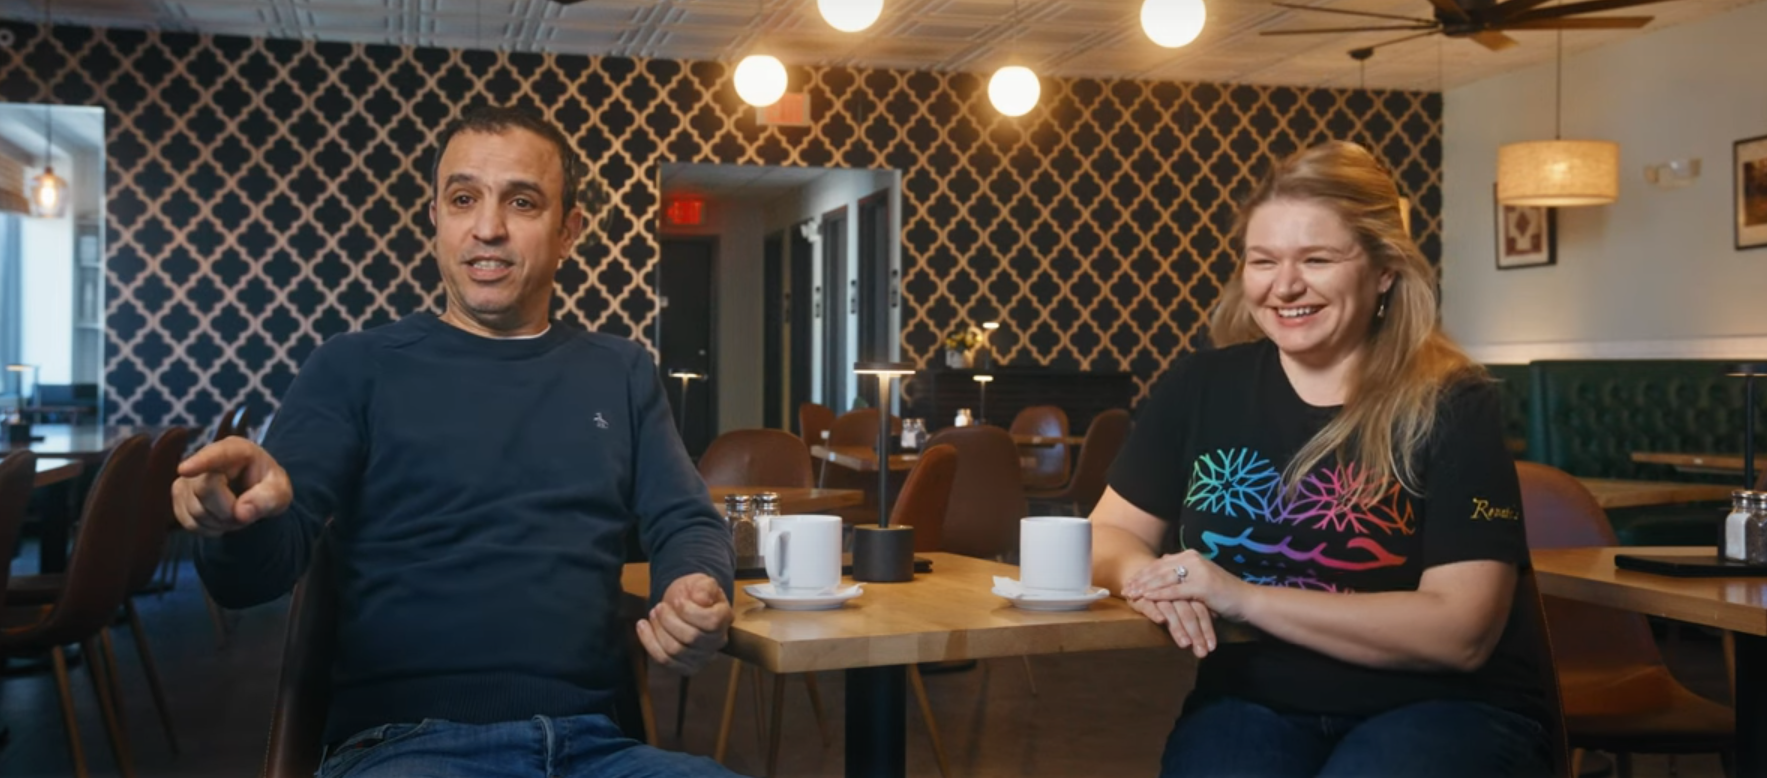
845, 665, 906, 778
1738, 633, 1766, 778
36, 481, 73, 574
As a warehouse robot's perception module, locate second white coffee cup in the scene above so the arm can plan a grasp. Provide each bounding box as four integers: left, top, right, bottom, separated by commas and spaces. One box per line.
1019, 516, 1093, 594
764, 514, 843, 595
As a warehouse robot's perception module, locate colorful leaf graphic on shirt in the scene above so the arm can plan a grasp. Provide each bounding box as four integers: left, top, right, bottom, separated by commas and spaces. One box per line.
1242, 571, 1351, 592
1185, 448, 1281, 518
1270, 463, 1415, 536
1200, 527, 1407, 571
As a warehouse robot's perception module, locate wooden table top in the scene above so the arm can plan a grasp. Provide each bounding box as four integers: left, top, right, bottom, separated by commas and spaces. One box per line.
1531, 546, 1767, 637
1574, 478, 1737, 509
811, 444, 922, 473
1012, 434, 1086, 447
1631, 451, 1747, 477
32, 457, 83, 488
0, 424, 169, 461
707, 486, 864, 515
623, 552, 1176, 674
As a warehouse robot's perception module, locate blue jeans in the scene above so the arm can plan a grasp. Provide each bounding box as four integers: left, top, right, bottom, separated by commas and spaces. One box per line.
315, 714, 742, 778
1161, 696, 1552, 778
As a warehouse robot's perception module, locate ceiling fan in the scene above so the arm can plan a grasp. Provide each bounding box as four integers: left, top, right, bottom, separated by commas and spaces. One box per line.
1261, 0, 1673, 56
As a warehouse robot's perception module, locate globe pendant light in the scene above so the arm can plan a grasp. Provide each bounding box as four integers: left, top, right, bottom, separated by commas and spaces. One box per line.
988, 66, 1040, 117
819, 0, 883, 33
735, 54, 788, 108
1496, 22, 1617, 206
1141, 0, 1207, 49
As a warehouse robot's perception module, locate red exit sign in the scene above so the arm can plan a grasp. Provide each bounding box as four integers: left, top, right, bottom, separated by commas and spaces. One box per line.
664, 196, 705, 227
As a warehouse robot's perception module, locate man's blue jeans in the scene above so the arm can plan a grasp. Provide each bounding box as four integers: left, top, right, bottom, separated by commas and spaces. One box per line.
1161, 696, 1553, 778
316, 714, 742, 778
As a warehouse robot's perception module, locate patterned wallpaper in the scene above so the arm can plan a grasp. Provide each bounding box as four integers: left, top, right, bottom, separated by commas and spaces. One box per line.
0, 23, 1442, 426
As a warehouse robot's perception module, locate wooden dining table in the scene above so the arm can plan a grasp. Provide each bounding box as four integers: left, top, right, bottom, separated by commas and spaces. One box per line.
811, 444, 1037, 476
1011, 434, 1086, 447
1573, 478, 1737, 509
1631, 451, 1748, 479
32, 457, 84, 488
1532, 547, 1767, 777
708, 486, 864, 515
0, 423, 170, 462
623, 552, 1177, 777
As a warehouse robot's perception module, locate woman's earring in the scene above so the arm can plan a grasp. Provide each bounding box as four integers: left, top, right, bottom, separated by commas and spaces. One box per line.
1376, 296, 1388, 319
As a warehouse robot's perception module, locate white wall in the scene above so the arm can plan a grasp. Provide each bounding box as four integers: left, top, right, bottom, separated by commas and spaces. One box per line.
1442, 0, 1767, 363
661, 198, 767, 434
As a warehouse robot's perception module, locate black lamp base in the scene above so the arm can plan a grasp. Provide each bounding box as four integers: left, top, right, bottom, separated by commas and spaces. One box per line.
852, 524, 915, 582
5, 422, 31, 445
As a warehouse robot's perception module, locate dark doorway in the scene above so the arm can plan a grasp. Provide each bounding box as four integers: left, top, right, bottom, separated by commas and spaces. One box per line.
763, 231, 784, 430
820, 206, 848, 413
658, 237, 717, 457
856, 189, 893, 406
788, 225, 814, 433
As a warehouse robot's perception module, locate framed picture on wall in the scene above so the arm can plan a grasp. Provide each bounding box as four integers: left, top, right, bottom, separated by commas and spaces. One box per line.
1736, 134, 1767, 251
1493, 184, 1556, 270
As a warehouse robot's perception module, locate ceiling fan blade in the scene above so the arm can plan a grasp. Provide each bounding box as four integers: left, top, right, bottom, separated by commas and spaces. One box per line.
1508, 0, 1678, 22
1485, 0, 1558, 19
1427, 0, 1471, 22
1271, 2, 1434, 23
1262, 24, 1438, 36
1497, 15, 1653, 28
1469, 30, 1520, 50
1365, 30, 1440, 51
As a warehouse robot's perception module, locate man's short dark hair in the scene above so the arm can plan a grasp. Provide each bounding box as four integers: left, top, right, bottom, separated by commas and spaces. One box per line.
430, 105, 607, 224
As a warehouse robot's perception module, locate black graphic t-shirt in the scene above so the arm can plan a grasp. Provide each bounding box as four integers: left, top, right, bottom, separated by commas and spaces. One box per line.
1109, 340, 1546, 724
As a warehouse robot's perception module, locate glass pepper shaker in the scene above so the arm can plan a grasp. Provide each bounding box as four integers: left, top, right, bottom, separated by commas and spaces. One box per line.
727, 494, 758, 558
1746, 492, 1767, 566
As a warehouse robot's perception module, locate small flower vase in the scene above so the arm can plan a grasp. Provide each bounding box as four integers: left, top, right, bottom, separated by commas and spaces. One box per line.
945, 349, 973, 369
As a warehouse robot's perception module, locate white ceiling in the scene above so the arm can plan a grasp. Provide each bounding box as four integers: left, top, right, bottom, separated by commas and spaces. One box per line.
4, 0, 1762, 91
660, 162, 835, 199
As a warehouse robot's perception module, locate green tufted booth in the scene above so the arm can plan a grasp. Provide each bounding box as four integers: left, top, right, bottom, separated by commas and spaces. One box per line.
1484, 364, 1531, 460
1523, 360, 1767, 546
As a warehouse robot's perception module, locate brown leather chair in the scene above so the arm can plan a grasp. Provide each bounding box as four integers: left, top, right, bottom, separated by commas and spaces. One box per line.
925, 425, 1027, 561
698, 429, 814, 489
0, 450, 38, 609
0, 435, 150, 778
1010, 405, 1071, 491
1516, 461, 1733, 777
893, 444, 959, 552
9, 427, 191, 754
798, 402, 834, 448
1028, 408, 1131, 516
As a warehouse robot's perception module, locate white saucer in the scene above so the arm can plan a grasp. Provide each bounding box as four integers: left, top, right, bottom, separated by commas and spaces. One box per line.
992, 584, 1110, 611
744, 583, 863, 611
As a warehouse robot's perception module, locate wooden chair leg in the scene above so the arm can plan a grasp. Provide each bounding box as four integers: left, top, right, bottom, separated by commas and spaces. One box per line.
750, 665, 767, 759
909, 665, 952, 778
97, 631, 131, 745
1616, 752, 1634, 778
84, 637, 136, 778
1020, 656, 1039, 697
766, 674, 787, 777
123, 600, 180, 754
715, 659, 744, 763
1569, 748, 1584, 778
674, 677, 691, 740
626, 636, 657, 746
51, 645, 91, 778
802, 672, 831, 746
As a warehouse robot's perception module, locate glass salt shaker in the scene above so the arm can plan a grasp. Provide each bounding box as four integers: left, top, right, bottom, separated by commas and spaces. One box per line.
900, 418, 924, 452
1724, 490, 1753, 562
754, 492, 781, 558
954, 408, 974, 428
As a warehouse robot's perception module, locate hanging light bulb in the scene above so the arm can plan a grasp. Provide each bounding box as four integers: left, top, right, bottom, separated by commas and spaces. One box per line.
30, 166, 67, 218
818, 0, 883, 32
988, 65, 1040, 117
735, 54, 788, 108
1141, 0, 1207, 49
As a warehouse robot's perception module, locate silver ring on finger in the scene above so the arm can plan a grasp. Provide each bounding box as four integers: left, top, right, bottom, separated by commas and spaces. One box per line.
1173, 564, 1188, 584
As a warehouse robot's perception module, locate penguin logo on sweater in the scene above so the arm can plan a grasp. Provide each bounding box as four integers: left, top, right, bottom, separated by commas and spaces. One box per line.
593, 413, 609, 429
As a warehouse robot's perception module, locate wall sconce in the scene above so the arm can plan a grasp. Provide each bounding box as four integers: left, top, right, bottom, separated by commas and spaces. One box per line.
1643, 158, 1701, 190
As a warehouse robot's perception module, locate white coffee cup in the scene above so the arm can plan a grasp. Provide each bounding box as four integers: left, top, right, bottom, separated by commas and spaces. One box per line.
1019, 516, 1093, 594
764, 515, 843, 595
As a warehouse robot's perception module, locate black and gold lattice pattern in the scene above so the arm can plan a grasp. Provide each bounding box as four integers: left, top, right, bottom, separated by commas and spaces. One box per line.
0, 23, 1442, 425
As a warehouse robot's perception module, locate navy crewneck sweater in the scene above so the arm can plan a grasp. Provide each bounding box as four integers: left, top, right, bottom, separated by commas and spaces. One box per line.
196, 313, 734, 743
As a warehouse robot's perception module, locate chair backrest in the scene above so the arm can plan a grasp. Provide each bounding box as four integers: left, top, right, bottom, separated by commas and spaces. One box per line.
127, 427, 191, 593
263, 532, 340, 778
21, 435, 149, 646
697, 429, 814, 489
1064, 409, 1132, 514
215, 404, 252, 443
0, 450, 38, 608
1010, 405, 1070, 491
255, 409, 278, 445
798, 402, 835, 447
824, 409, 900, 491
891, 444, 959, 552
1515, 462, 1668, 693
925, 425, 1027, 560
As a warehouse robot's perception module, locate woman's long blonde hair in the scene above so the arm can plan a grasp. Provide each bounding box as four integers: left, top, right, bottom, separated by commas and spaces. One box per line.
1208, 141, 1481, 501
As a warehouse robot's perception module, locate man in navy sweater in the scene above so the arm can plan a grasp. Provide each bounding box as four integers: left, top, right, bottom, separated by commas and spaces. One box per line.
172, 106, 739, 777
